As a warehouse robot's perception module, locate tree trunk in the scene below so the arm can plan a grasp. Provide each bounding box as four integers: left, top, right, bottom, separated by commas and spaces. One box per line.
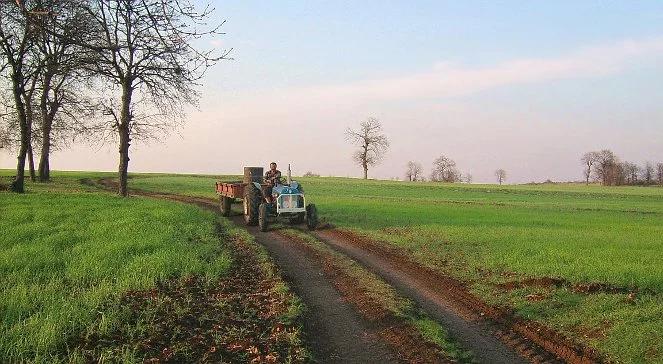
38, 72, 54, 182
117, 79, 133, 197
38, 129, 51, 182
118, 126, 130, 196
363, 164, 368, 179
10, 72, 29, 193
12, 141, 28, 193
27, 142, 36, 182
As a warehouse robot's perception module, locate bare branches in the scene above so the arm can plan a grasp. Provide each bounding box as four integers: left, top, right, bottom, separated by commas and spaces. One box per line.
70, 0, 228, 196
430, 155, 460, 182
405, 161, 423, 181
346, 117, 389, 179
495, 169, 507, 185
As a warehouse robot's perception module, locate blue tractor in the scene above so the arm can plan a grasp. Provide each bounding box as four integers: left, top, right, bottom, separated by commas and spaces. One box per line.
253, 165, 317, 232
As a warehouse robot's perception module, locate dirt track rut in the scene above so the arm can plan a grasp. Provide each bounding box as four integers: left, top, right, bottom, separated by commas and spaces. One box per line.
234, 216, 398, 364
312, 229, 531, 364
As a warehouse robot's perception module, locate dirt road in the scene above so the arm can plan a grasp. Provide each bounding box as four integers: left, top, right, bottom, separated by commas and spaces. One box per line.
236, 216, 399, 363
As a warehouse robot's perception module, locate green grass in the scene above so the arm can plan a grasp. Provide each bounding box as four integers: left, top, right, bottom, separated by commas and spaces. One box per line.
105, 173, 663, 292
0, 189, 232, 362
101, 171, 663, 362
4, 169, 662, 361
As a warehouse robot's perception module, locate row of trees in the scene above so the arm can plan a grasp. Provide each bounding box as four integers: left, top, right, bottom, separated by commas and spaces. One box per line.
581, 150, 663, 186
1, 0, 228, 195
405, 158, 507, 184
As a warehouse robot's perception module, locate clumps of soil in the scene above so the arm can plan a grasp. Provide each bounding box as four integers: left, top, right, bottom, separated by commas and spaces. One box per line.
498, 275, 639, 297
75, 231, 307, 363
573, 321, 612, 340
279, 231, 455, 364
323, 229, 604, 364
497, 277, 565, 291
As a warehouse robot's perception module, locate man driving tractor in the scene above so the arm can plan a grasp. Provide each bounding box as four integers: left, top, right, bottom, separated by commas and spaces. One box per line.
265, 162, 282, 202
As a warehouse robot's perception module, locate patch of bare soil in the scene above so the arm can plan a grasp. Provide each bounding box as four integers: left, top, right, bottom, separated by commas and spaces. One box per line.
497, 276, 638, 296
278, 231, 454, 364
319, 229, 603, 364
72, 183, 307, 362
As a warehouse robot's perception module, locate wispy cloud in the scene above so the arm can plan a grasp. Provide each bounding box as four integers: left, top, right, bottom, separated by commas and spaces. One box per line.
219, 37, 663, 117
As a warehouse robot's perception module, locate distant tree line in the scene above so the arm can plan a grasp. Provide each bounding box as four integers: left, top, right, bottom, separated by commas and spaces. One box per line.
403, 155, 485, 184
581, 149, 662, 186
1, 0, 229, 195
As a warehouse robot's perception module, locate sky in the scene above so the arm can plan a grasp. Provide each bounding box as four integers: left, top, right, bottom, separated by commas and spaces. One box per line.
2, 1, 663, 183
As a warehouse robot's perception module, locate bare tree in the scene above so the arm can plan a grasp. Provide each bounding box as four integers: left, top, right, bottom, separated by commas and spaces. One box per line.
594, 149, 619, 186
495, 169, 507, 185
405, 161, 423, 181
641, 162, 654, 185
0, 1, 42, 192
621, 161, 639, 185
464, 173, 472, 184
581, 151, 599, 185
33, 0, 96, 182
76, 0, 229, 196
346, 117, 389, 179
430, 155, 459, 182
657, 163, 663, 185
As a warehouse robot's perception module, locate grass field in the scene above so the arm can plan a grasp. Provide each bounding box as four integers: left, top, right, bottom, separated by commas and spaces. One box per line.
117, 172, 663, 362
3, 170, 662, 362
0, 189, 231, 361
0, 171, 309, 363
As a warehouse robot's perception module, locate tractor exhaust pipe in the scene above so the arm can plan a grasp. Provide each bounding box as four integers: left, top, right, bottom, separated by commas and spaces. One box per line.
287, 164, 292, 185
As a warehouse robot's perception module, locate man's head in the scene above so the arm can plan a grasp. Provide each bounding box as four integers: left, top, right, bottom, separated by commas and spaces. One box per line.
270, 162, 277, 171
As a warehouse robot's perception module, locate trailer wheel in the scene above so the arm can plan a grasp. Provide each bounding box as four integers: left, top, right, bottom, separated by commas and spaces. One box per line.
306, 204, 318, 230
243, 184, 260, 225
220, 196, 232, 217
259, 203, 269, 232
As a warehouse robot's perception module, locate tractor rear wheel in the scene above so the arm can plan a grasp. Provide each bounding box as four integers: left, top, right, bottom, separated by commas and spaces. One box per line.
220, 196, 232, 217
306, 204, 318, 230
243, 184, 260, 226
259, 203, 269, 232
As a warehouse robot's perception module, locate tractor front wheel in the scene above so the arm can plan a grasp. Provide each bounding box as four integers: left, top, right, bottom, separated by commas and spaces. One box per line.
290, 212, 305, 225
259, 203, 269, 232
306, 204, 318, 230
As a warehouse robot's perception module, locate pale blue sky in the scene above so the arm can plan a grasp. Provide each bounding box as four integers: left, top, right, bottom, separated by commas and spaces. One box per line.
2, 1, 663, 182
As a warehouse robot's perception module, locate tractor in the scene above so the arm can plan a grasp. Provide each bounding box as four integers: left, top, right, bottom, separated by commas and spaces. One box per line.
215, 166, 318, 232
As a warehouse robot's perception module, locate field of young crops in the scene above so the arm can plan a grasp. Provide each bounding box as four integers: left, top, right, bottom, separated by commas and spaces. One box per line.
125, 173, 663, 288
0, 177, 232, 361
3, 170, 662, 361
123, 172, 663, 362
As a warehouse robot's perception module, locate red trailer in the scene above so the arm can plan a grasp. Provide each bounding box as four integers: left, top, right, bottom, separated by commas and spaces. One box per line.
215, 167, 268, 224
